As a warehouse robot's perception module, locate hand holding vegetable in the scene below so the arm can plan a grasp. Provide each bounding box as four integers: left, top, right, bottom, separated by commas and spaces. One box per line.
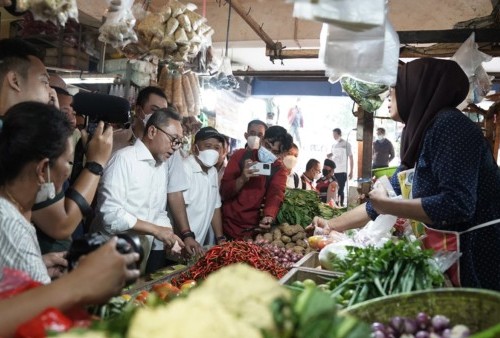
154, 226, 185, 249
183, 237, 204, 257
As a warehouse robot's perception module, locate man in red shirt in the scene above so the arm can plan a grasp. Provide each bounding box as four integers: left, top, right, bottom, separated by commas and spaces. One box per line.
220, 126, 293, 239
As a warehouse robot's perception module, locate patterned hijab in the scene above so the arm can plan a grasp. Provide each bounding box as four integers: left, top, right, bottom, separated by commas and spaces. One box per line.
396, 58, 469, 169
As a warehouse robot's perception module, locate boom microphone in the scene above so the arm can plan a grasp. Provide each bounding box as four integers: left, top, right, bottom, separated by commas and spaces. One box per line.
72, 92, 130, 124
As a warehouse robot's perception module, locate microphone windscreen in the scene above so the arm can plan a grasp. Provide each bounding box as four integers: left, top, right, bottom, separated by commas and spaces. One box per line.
73, 92, 130, 124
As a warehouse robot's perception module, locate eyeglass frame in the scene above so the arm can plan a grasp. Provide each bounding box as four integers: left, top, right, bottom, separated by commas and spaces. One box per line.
153, 124, 183, 149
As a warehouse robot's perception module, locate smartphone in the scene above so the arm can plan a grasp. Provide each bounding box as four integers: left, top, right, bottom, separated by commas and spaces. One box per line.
250, 162, 271, 176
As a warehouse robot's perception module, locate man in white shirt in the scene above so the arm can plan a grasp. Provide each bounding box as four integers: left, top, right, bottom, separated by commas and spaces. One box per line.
181, 127, 226, 246
327, 128, 353, 206
91, 107, 185, 273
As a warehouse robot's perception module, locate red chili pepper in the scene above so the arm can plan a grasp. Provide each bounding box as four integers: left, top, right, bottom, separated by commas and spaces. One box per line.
15, 308, 73, 338
171, 241, 287, 287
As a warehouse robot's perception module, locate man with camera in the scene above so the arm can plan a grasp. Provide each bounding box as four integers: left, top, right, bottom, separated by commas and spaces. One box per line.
90, 107, 186, 273
221, 126, 293, 239
0, 38, 114, 278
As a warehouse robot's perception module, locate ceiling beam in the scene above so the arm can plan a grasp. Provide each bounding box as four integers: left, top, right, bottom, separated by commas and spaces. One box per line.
398, 28, 500, 43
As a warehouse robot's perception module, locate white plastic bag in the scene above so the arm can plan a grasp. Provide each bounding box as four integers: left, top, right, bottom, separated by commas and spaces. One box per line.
17, 0, 78, 26
322, 17, 400, 86
99, 0, 138, 49
452, 33, 493, 104
292, 0, 385, 29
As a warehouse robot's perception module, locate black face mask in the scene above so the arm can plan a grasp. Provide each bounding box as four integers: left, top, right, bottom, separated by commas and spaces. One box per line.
322, 169, 330, 176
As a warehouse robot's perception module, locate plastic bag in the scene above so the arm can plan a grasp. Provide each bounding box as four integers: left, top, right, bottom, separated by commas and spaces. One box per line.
432, 250, 462, 273
340, 77, 388, 112
452, 32, 493, 104
0, 268, 41, 299
292, 0, 385, 29
16, 0, 78, 26
98, 0, 138, 49
322, 17, 400, 86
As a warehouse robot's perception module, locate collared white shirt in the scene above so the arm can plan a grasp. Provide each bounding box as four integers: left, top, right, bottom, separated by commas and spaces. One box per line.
181, 155, 221, 245
91, 140, 187, 263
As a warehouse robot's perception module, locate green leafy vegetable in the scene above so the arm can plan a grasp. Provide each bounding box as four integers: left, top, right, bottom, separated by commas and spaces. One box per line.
277, 189, 343, 227
328, 239, 445, 307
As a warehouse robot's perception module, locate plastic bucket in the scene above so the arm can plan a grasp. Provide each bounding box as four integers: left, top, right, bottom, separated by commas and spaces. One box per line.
372, 166, 398, 178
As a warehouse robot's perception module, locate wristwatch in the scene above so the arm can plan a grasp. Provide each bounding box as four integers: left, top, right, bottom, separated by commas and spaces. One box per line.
84, 161, 104, 176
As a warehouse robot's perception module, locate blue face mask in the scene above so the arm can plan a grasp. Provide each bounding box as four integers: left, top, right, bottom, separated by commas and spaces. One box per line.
258, 146, 277, 163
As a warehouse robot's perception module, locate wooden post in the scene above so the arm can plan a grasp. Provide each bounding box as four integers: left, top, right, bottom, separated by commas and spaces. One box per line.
356, 107, 374, 202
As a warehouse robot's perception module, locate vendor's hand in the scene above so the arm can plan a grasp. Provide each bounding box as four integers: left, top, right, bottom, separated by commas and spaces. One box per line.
154, 226, 185, 249
259, 216, 274, 230
348, 171, 353, 180
42, 252, 68, 279
72, 237, 140, 304
241, 160, 260, 182
306, 216, 331, 237
183, 237, 204, 257
85, 121, 113, 167
368, 183, 390, 214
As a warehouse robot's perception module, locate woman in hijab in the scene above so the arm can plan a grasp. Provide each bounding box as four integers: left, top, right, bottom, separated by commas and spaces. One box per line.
312, 58, 500, 291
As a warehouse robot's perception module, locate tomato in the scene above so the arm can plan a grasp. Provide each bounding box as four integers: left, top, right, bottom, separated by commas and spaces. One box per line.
180, 280, 197, 291
302, 279, 316, 288
134, 290, 149, 304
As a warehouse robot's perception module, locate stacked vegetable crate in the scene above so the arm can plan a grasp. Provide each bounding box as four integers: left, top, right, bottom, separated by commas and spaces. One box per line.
279, 251, 342, 286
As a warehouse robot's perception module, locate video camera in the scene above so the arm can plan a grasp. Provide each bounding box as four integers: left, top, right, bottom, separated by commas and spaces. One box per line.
72, 92, 131, 138
66, 233, 144, 285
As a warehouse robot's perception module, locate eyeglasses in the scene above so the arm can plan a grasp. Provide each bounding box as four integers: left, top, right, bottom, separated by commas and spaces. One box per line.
154, 125, 183, 149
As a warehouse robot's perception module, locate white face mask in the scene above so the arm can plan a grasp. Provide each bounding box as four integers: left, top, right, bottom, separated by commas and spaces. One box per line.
35, 166, 56, 203
314, 172, 322, 181
196, 147, 220, 167
247, 135, 260, 150
377, 135, 385, 141
258, 146, 277, 163
142, 113, 153, 126
283, 155, 298, 170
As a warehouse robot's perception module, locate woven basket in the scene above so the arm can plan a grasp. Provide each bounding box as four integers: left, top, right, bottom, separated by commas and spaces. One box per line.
344, 288, 500, 333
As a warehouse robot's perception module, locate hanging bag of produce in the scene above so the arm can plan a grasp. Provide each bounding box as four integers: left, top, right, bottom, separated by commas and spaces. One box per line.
99, 0, 138, 49
16, 0, 78, 26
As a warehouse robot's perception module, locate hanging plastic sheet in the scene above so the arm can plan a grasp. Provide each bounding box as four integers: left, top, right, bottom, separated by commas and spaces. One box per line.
321, 17, 400, 86
291, 0, 385, 29
452, 33, 494, 104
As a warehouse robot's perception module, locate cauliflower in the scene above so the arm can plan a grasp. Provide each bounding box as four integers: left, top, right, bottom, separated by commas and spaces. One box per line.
127, 296, 260, 338
56, 331, 108, 338
127, 264, 290, 338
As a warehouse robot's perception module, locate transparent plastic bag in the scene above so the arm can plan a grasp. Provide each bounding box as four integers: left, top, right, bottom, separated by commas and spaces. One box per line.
323, 17, 399, 86
17, 0, 78, 26
340, 77, 388, 112
431, 251, 461, 273
452, 32, 493, 104
98, 0, 138, 49
292, 0, 385, 29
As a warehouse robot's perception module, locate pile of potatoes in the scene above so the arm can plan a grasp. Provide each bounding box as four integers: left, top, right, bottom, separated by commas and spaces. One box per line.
256, 223, 313, 255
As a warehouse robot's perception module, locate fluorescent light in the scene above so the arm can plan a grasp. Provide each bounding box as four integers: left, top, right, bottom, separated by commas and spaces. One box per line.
61, 75, 116, 84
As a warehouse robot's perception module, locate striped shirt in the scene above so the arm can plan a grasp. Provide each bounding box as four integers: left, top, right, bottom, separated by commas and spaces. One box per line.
0, 198, 50, 284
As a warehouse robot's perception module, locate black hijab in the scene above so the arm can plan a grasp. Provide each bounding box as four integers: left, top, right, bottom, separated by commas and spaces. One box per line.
396, 58, 469, 169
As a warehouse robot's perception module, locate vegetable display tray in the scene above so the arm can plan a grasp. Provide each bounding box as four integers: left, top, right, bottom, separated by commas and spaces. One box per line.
344, 288, 500, 333
279, 267, 341, 285
293, 251, 344, 276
